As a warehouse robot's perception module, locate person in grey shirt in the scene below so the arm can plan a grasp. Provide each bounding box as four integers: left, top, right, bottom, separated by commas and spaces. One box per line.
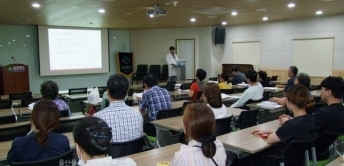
230, 66, 247, 85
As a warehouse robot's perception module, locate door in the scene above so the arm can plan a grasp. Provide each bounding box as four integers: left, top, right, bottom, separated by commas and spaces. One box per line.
176, 39, 195, 80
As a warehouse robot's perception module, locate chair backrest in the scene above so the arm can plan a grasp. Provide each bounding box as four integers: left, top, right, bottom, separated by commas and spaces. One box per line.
239, 99, 262, 110
161, 65, 169, 79
10, 149, 74, 166
125, 100, 133, 106
59, 110, 69, 117
180, 83, 192, 90
54, 118, 82, 133
167, 81, 176, 86
0, 124, 31, 142
136, 64, 148, 77
265, 76, 271, 82
157, 107, 183, 120
9, 92, 32, 100
262, 91, 270, 101
0, 99, 12, 109
111, 135, 144, 158
149, 65, 161, 77
282, 132, 317, 166
20, 98, 41, 107
160, 85, 175, 91
196, 91, 203, 100
208, 77, 218, 81
0, 115, 17, 125
313, 131, 344, 160
214, 115, 234, 136
68, 87, 87, 95
128, 88, 134, 96
237, 110, 258, 129
220, 89, 234, 94
270, 76, 278, 81
182, 101, 199, 114
97, 86, 107, 97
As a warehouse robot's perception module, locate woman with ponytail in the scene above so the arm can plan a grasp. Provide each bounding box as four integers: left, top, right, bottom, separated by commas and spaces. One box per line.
7, 99, 70, 163
232, 84, 315, 166
73, 116, 136, 166
171, 103, 226, 166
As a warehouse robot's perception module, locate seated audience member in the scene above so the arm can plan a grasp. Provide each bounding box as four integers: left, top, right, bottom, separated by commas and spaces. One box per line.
188, 69, 207, 100
40, 80, 71, 116
100, 91, 129, 110
94, 74, 143, 142
203, 82, 228, 119
270, 72, 311, 106
139, 74, 172, 121
218, 72, 232, 89
257, 70, 269, 87
230, 69, 264, 108
74, 116, 136, 166
277, 66, 298, 92
7, 99, 70, 163
230, 66, 246, 85
171, 103, 227, 166
232, 85, 315, 166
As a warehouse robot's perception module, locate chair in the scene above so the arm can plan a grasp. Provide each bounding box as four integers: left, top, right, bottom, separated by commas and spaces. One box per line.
167, 81, 176, 86
266, 76, 271, 82
97, 86, 107, 97
68, 87, 87, 95
59, 110, 69, 117
160, 65, 169, 82
10, 149, 74, 166
54, 118, 82, 133
208, 77, 218, 81
0, 99, 12, 109
157, 107, 183, 120
220, 89, 234, 94
0, 124, 31, 142
182, 101, 198, 114
9, 92, 32, 100
20, 98, 42, 117
0, 115, 17, 125
125, 99, 133, 106
180, 83, 192, 90
214, 115, 234, 136
160, 85, 175, 91
132, 64, 148, 85
239, 99, 262, 110
269, 132, 317, 166
270, 76, 278, 81
128, 88, 134, 96
111, 135, 144, 158
149, 65, 161, 80
234, 110, 258, 130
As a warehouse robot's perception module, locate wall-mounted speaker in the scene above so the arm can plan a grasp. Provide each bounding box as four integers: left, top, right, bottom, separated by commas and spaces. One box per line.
214, 27, 225, 45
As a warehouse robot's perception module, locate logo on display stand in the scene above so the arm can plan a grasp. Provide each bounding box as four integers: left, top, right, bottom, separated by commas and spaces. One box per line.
8, 65, 25, 72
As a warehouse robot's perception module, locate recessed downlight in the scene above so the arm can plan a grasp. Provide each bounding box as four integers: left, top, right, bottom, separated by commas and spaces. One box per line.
190, 18, 196, 22
149, 14, 154, 18
32, 3, 40, 8
222, 22, 227, 25
262, 17, 268, 21
98, 9, 105, 13
316, 10, 323, 15
287, 3, 295, 8
255, 8, 267, 12
231, 11, 238, 16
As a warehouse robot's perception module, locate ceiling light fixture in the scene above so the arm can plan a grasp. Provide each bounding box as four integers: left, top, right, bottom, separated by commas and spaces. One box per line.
231, 11, 238, 16
190, 18, 196, 22
316, 10, 323, 15
98, 9, 105, 13
262, 17, 268, 21
150, 14, 154, 18
222, 22, 227, 25
255, 8, 267, 12
287, 3, 295, 8
32, 3, 40, 8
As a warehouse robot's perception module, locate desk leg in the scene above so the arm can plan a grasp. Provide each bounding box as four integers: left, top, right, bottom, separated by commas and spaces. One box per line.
223, 146, 250, 158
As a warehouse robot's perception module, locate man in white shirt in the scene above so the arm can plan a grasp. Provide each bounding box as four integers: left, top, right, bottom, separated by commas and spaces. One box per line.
230, 69, 264, 108
165, 46, 179, 82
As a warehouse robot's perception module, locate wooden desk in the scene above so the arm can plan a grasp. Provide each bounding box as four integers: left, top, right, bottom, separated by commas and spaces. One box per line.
246, 102, 287, 113
218, 120, 280, 155
0, 107, 31, 117
0, 132, 74, 161
327, 157, 344, 166
127, 143, 180, 166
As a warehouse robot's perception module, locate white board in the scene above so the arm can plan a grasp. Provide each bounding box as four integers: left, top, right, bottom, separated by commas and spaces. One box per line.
293, 37, 334, 77
232, 41, 261, 67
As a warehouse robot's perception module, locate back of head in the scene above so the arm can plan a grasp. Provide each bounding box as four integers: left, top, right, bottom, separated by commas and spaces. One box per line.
286, 84, 314, 110
231, 66, 238, 72
183, 103, 216, 158
31, 99, 60, 145
245, 69, 258, 82
196, 69, 207, 81
40, 80, 59, 100
107, 74, 129, 100
143, 74, 158, 88
289, 66, 298, 76
320, 76, 344, 99
296, 73, 311, 88
258, 71, 267, 81
221, 72, 229, 81
203, 83, 222, 108
73, 117, 112, 157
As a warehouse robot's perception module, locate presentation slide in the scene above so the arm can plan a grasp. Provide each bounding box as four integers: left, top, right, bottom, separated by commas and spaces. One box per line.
38, 26, 109, 76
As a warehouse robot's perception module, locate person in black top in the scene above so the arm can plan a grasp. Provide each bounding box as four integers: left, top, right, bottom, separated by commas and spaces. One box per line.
258, 70, 268, 87
230, 66, 246, 85
232, 84, 314, 166
283, 66, 298, 92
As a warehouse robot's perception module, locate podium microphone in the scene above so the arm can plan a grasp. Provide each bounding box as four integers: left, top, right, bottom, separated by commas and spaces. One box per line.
11, 56, 15, 63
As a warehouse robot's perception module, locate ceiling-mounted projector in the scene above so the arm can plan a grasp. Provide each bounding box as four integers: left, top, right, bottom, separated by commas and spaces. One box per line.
147, 4, 167, 17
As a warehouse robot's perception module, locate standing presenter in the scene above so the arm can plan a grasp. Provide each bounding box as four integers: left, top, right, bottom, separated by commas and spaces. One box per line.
166, 46, 179, 82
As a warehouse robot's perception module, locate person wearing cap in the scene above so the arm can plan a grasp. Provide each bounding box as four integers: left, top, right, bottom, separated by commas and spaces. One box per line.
166, 46, 179, 82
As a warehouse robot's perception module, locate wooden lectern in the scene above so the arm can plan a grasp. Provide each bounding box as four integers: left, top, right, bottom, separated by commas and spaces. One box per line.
0, 64, 30, 95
